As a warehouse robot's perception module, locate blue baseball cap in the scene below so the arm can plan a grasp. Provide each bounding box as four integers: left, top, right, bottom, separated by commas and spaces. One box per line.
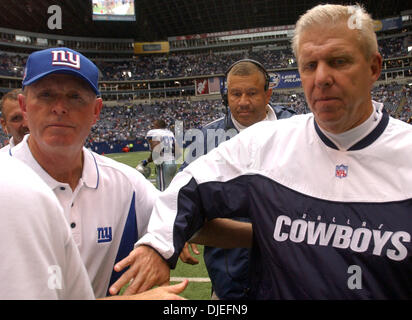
22, 47, 100, 96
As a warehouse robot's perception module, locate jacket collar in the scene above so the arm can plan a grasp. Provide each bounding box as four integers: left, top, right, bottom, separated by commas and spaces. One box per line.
314, 106, 389, 151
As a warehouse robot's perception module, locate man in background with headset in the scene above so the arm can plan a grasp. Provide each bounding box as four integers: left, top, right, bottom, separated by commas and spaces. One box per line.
179, 59, 295, 300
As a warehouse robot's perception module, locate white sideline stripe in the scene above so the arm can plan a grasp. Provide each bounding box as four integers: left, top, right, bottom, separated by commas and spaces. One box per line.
170, 277, 211, 283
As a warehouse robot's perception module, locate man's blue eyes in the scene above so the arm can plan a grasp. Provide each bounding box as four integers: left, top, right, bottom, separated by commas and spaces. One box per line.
303, 58, 348, 70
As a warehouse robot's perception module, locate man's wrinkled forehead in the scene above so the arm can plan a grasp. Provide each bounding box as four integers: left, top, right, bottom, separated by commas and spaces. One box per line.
27, 73, 96, 95
227, 72, 266, 90
2, 98, 21, 118
297, 22, 362, 58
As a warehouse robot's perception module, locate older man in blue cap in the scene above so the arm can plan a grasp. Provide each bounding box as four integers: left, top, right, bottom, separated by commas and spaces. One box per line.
9, 47, 187, 298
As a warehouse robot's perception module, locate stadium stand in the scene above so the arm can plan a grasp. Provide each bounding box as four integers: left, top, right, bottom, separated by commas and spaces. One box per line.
0, 10, 411, 151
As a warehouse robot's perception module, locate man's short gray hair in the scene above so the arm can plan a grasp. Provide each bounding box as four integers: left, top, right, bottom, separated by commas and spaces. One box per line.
292, 4, 378, 61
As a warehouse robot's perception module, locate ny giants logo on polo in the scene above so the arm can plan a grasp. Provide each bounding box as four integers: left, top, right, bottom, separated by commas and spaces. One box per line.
97, 226, 112, 243
51, 50, 80, 69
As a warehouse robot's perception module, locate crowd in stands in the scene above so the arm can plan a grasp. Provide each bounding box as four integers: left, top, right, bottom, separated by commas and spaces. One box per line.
97, 48, 298, 81
377, 83, 412, 122
95, 34, 411, 80
88, 83, 411, 149
379, 35, 410, 59
0, 32, 411, 149
270, 83, 412, 120
1, 34, 410, 81
1, 84, 411, 149
71, 83, 412, 148
0, 53, 25, 77
85, 99, 225, 146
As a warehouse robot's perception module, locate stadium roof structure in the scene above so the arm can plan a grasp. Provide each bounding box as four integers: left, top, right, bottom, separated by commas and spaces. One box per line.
0, 0, 411, 41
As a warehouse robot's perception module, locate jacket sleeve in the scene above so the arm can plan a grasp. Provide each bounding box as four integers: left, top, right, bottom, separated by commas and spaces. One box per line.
136, 128, 259, 268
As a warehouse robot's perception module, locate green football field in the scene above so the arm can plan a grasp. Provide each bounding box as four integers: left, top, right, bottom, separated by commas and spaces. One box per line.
105, 151, 212, 300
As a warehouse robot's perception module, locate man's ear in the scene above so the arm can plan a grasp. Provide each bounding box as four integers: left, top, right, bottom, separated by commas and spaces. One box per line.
92, 97, 103, 125
265, 88, 273, 104
18, 93, 27, 113
0, 118, 7, 134
370, 52, 383, 83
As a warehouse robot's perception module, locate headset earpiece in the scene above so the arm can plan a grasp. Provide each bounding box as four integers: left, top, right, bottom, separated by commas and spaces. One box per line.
222, 92, 228, 108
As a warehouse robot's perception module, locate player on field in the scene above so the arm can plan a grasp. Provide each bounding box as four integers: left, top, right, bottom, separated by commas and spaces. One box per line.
178, 59, 295, 300
113, 4, 412, 299
11, 47, 186, 298
141, 119, 177, 191
0, 89, 29, 153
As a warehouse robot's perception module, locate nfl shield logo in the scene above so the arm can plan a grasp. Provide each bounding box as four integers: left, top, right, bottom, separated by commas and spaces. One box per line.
335, 164, 348, 178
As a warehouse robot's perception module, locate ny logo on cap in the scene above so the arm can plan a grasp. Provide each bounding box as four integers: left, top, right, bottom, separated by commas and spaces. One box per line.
51, 50, 80, 69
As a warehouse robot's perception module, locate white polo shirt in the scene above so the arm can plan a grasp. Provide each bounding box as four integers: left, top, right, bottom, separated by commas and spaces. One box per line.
10, 135, 160, 298
0, 155, 95, 299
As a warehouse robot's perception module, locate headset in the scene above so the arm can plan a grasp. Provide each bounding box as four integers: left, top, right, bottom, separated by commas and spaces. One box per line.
221, 58, 270, 108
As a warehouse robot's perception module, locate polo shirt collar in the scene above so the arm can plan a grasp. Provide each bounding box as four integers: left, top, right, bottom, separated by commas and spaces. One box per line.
10, 135, 99, 190
81, 148, 99, 189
